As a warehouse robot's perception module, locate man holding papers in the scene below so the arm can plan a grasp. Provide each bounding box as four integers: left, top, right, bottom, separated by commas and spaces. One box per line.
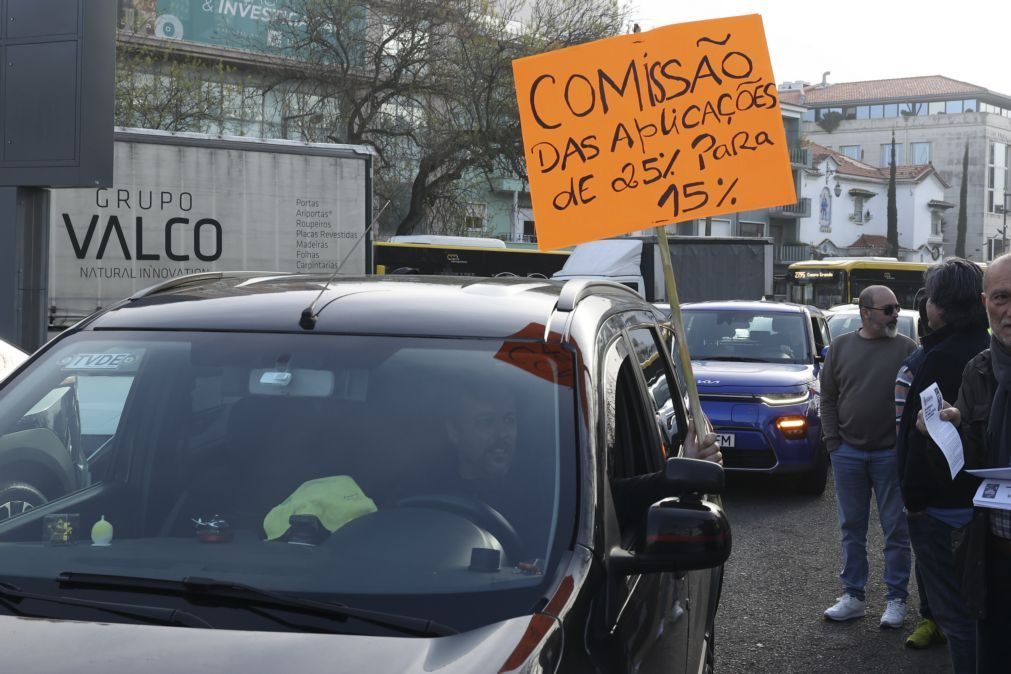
896, 258, 987, 674
929, 253, 1011, 673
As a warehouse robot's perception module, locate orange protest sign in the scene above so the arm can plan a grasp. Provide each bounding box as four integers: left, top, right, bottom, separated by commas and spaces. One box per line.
513, 15, 795, 250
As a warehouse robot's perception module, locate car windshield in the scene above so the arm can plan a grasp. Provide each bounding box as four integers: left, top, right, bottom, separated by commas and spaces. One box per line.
683, 310, 810, 364
827, 312, 915, 341
0, 331, 576, 632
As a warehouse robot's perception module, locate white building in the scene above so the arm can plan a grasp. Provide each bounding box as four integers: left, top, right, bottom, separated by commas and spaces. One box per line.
798, 144, 951, 262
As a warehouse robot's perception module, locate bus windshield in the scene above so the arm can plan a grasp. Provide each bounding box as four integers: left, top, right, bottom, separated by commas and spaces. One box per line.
786, 260, 929, 309
786, 269, 846, 307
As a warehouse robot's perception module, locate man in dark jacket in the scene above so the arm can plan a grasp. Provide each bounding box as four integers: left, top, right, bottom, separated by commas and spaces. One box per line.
896, 258, 988, 674
931, 253, 1011, 673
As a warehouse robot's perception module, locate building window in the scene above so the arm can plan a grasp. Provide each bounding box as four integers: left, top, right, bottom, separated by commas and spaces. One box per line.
869, 105, 883, 119
850, 196, 868, 224
676, 220, 697, 236
964, 99, 977, 113
840, 145, 861, 161
739, 221, 765, 237
880, 143, 903, 167
883, 104, 898, 118
901, 102, 926, 116
856, 106, 870, 120
910, 142, 931, 164
710, 219, 732, 237
928, 101, 945, 114
522, 220, 536, 243
464, 203, 487, 233
988, 142, 1009, 214
931, 211, 943, 237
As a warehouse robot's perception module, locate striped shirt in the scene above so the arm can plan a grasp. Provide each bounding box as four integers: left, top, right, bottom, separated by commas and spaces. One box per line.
895, 363, 915, 432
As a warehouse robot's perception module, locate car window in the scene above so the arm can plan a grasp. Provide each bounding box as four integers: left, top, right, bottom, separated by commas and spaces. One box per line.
827, 312, 915, 341
626, 327, 687, 455
0, 330, 578, 631
684, 310, 810, 363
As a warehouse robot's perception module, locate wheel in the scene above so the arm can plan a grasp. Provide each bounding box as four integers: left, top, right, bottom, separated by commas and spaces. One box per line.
790, 446, 829, 496
0, 481, 48, 520
395, 493, 523, 562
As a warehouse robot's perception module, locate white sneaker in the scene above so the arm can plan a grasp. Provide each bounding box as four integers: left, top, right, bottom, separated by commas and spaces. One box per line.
824, 594, 866, 621
879, 599, 908, 628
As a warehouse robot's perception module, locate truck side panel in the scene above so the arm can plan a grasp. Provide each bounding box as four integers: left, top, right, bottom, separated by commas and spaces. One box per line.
49, 134, 370, 327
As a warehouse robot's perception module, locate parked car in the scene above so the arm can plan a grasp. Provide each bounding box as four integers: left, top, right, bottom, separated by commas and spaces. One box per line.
825, 303, 921, 344
0, 272, 729, 673
681, 300, 831, 495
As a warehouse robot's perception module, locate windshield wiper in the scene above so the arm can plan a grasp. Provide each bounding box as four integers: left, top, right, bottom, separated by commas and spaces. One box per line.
58, 572, 456, 637
0, 581, 212, 628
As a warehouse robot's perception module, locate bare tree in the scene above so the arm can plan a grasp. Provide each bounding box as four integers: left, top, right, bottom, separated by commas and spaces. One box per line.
115, 42, 236, 133
269, 0, 630, 236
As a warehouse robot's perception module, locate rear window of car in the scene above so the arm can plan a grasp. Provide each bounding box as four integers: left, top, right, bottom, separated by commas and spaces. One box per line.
683, 310, 810, 363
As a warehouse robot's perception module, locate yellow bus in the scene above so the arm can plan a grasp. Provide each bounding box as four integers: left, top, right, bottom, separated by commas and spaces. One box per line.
785, 258, 932, 309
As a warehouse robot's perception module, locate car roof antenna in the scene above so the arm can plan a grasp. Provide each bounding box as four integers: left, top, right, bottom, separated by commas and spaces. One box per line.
299, 199, 391, 330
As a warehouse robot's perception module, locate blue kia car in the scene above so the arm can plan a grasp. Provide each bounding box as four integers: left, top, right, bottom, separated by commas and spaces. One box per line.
680, 301, 832, 494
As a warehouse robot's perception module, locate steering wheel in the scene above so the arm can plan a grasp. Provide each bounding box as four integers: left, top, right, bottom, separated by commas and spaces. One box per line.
395, 493, 523, 563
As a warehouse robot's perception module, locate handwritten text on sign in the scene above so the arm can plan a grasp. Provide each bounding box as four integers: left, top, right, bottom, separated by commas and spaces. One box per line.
513, 15, 796, 250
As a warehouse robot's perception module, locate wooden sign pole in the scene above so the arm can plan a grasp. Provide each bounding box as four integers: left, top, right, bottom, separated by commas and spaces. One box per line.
655, 225, 707, 446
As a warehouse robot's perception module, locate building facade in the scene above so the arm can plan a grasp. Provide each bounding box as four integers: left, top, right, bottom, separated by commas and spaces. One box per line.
799, 144, 949, 261
781, 76, 1011, 261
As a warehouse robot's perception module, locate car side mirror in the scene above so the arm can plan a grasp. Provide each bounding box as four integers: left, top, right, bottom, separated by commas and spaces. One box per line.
663, 456, 724, 496
609, 497, 731, 575
607, 457, 729, 576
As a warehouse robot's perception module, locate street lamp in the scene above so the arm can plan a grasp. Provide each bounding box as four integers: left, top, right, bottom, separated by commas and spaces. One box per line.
825, 168, 842, 197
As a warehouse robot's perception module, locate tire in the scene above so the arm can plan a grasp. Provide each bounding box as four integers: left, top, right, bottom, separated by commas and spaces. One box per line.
791, 446, 829, 496
0, 481, 48, 521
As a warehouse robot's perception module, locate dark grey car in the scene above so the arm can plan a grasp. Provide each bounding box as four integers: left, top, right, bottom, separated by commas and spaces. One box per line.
0, 273, 729, 673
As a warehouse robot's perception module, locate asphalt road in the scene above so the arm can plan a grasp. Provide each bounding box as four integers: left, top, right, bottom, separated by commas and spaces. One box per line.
714, 471, 953, 674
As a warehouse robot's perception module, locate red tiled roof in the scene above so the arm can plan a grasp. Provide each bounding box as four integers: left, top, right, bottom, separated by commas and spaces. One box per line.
806, 143, 941, 185
779, 75, 999, 106
849, 234, 891, 248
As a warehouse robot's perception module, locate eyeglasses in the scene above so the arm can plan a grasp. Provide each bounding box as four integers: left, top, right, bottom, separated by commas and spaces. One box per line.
861, 303, 901, 316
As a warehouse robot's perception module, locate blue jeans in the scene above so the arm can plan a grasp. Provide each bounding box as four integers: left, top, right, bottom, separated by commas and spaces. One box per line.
906, 512, 976, 674
831, 443, 910, 601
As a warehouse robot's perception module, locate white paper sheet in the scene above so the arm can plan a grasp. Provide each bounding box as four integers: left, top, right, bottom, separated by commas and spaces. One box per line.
918, 382, 964, 479
967, 467, 1011, 480
973, 479, 1011, 511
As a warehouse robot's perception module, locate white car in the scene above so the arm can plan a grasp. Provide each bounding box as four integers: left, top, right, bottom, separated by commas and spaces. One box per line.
0, 338, 26, 381
825, 303, 921, 344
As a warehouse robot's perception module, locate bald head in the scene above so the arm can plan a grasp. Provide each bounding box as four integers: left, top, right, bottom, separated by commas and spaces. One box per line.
985, 254, 1011, 292
858, 285, 900, 339
984, 254, 1011, 347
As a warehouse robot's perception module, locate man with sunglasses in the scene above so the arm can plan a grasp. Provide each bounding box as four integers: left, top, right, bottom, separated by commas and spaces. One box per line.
821, 285, 916, 628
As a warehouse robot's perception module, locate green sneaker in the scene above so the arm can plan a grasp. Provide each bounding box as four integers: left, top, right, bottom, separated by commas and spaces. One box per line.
905, 618, 946, 649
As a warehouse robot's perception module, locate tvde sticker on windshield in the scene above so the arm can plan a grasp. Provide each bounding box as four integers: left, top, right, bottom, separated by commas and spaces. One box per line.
60, 353, 139, 370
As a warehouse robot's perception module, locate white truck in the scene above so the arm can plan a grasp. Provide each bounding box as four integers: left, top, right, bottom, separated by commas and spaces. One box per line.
48, 128, 373, 328
552, 236, 774, 303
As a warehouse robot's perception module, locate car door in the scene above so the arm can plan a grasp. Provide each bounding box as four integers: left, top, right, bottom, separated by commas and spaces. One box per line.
595, 313, 691, 674
653, 322, 723, 672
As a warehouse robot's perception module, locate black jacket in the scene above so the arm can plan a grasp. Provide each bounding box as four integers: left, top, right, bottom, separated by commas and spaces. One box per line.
897, 322, 989, 512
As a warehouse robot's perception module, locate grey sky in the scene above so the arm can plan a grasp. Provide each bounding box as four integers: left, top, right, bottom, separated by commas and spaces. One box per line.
631, 0, 1010, 94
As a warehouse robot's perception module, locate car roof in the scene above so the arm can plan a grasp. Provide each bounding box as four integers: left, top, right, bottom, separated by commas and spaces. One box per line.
681, 300, 820, 315
75, 273, 644, 339
826, 304, 919, 319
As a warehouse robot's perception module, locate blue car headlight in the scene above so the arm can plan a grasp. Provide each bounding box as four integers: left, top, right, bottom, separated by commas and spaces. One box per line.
758, 391, 810, 406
